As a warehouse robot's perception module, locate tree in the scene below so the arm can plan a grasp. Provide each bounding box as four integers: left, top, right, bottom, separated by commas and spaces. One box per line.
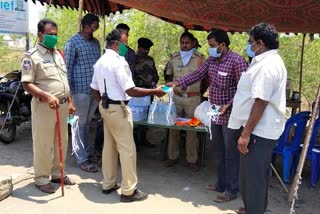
3, 7, 320, 104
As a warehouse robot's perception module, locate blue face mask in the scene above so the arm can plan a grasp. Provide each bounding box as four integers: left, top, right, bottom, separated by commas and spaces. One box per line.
246, 42, 257, 58
209, 45, 221, 58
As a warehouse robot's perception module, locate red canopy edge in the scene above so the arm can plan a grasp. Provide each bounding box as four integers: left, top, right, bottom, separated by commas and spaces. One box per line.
26, 0, 320, 33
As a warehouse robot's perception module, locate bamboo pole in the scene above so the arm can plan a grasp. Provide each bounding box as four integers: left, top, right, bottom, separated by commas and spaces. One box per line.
103, 15, 106, 47
288, 84, 320, 202
271, 163, 288, 193
298, 34, 306, 109
78, 0, 84, 32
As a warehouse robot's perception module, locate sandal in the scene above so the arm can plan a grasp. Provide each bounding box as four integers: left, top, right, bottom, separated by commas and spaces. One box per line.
213, 191, 237, 203
235, 207, 246, 214
90, 152, 102, 167
205, 184, 224, 193
79, 161, 98, 173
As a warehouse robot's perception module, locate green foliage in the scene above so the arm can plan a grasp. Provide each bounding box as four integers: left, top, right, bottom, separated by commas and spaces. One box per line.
0, 35, 9, 56
279, 34, 320, 104
1, 8, 319, 104
41, 7, 79, 50
0, 35, 24, 75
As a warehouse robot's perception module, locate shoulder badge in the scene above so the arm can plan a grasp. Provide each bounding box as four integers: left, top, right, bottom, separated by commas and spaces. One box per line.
22, 59, 31, 70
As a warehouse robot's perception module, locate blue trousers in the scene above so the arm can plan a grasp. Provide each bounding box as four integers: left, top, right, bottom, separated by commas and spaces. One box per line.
72, 93, 98, 164
211, 124, 242, 195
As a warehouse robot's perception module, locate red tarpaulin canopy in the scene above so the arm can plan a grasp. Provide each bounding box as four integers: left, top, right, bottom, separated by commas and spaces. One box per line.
28, 0, 320, 33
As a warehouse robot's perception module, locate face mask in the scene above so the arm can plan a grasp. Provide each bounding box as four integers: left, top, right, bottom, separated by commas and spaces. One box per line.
42, 34, 58, 49
209, 45, 221, 58
246, 42, 256, 58
118, 42, 128, 56
180, 49, 193, 66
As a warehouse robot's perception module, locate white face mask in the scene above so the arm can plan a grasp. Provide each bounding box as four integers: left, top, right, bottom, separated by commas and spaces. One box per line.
180, 49, 193, 66
209, 44, 222, 58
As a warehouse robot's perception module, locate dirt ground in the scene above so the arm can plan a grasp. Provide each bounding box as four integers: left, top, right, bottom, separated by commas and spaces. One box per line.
0, 122, 319, 214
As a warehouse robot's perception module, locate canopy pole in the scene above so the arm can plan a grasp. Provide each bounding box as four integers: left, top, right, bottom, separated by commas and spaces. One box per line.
288, 84, 320, 203
298, 34, 306, 108
103, 0, 106, 50
103, 15, 106, 52
25, 33, 29, 51
78, 0, 84, 32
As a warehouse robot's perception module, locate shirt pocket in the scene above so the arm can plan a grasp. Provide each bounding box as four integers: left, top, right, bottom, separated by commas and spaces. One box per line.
39, 63, 57, 78
213, 70, 232, 90
218, 71, 228, 77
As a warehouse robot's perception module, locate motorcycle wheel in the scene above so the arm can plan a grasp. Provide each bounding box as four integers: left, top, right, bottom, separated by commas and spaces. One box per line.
0, 103, 16, 144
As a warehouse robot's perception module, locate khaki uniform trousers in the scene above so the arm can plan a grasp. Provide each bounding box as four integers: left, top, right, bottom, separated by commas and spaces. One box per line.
99, 102, 137, 196
168, 95, 200, 163
31, 98, 68, 185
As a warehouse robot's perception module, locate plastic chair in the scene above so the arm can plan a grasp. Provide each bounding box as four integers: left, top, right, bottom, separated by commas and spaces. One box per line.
272, 111, 310, 183
291, 116, 320, 187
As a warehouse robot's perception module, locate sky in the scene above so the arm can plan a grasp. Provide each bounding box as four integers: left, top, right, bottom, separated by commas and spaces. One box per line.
28, 1, 44, 33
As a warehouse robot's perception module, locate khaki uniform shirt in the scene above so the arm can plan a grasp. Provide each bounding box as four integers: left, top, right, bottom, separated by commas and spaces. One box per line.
166, 52, 204, 93
21, 44, 70, 99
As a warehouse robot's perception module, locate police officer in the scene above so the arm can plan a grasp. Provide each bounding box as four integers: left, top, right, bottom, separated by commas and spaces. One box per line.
164, 31, 205, 172
21, 19, 76, 194
91, 29, 164, 202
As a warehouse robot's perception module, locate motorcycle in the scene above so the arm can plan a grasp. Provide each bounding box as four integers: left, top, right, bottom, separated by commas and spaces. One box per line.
0, 70, 32, 144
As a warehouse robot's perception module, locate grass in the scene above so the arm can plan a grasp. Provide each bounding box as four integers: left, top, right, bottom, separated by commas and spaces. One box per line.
0, 49, 25, 76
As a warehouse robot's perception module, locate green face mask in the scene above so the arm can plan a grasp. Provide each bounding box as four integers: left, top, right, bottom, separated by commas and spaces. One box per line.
118, 42, 128, 56
42, 34, 58, 49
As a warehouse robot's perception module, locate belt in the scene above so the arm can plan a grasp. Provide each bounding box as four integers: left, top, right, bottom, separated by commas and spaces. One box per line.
59, 97, 67, 104
109, 99, 128, 105
174, 91, 200, 98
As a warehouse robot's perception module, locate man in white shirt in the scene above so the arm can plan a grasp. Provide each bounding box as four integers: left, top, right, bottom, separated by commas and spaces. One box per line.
228, 23, 287, 214
90, 29, 164, 202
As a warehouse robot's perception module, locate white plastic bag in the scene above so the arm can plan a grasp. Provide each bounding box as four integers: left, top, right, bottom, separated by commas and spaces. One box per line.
128, 96, 151, 106
129, 105, 149, 121
68, 115, 84, 157
194, 101, 220, 139
194, 101, 211, 127
148, 87, 176, 126
148, 100, 176, 126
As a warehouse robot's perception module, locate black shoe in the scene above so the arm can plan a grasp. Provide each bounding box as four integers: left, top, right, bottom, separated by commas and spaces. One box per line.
143, 140, 156, 148
102, 183, 121, 194
51, 176, 76, 185
35, 183, 56, 194
120, 189, 148, 202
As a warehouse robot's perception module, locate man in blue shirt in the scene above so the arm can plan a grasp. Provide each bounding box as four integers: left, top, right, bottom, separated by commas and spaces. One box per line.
64, 14, 100, 173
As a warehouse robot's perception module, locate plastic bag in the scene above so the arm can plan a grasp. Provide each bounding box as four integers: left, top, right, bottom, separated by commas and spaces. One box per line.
148, 87, 176, 126
194, 101, 220, 139
128, 96, 151, 106
129, 105, 149, 121
68, 115, 84, 157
